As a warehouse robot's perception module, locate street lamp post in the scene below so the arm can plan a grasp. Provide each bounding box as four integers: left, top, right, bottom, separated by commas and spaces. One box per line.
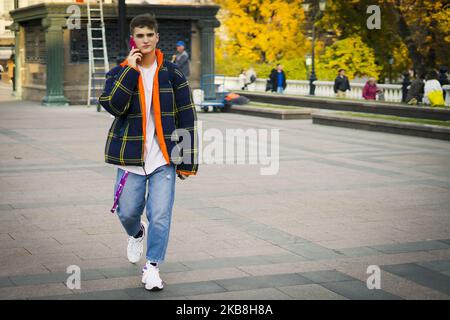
309, 21, 317, 95
305, 54, 312, 79
388, 55, 394, 84
302, 0, 326, 96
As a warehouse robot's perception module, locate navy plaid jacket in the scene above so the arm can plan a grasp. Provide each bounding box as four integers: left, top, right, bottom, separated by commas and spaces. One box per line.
98, 49, 198, 176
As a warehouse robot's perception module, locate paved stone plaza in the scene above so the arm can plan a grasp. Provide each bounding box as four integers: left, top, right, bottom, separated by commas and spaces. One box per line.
0, 83, 449, 300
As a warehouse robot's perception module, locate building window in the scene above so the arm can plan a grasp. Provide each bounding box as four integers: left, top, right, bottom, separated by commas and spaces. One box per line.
24, 20, 46, 63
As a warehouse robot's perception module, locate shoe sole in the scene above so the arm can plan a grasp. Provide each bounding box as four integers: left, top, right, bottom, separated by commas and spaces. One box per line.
145, 285, 164, 291
142, 273, 164, 287
144, 281, 165, 291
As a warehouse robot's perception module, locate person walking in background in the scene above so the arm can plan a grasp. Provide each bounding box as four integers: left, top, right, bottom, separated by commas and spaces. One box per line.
438, 66, 449, 100
334, 68, 351, 98
240, 67, 257, 90
406, 73, 425, 105
401, 70, 412, 102
0, 64, 4, 81
171, 40, 190, 79
269, 64, 287, 94
239, 69, 247, 90
7, 54, 15, 92
362, 77, 379, 100
423, 70, 444, 106
245, 67, 257, 90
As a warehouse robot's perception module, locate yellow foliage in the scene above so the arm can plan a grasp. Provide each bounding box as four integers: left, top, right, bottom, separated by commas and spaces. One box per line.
215, 0, 307, 63
317, 36, 382, 80
214, 0, 448, 80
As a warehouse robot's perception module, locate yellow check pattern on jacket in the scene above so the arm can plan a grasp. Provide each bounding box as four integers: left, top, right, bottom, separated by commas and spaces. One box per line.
98, 49, 198, 176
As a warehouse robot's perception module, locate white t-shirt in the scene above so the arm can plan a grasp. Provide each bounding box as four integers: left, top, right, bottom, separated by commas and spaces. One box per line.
423, 79, 443, 105
117, 60, 167, 175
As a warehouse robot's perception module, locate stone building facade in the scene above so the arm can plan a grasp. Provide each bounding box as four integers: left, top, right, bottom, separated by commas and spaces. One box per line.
9, 0, 220, 105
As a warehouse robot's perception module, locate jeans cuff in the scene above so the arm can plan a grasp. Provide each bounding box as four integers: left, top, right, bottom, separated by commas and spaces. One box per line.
146, 257, 164, 265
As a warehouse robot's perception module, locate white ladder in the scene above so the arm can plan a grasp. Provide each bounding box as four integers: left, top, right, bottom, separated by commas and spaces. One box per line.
87, 0, 109, 110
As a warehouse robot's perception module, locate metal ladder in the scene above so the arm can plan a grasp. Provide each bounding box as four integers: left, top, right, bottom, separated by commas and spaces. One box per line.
87, 0, 109, 111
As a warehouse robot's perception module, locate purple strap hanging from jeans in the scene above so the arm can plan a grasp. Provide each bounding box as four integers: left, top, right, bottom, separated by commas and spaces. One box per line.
110, 170, 129, 214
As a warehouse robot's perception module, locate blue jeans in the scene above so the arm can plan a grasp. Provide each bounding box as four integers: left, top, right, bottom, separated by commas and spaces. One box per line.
277, 86, 284, 94
114, 164, 176, 264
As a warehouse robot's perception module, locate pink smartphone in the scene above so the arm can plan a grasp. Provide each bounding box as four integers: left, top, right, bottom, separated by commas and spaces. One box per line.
129, 36, 137, 50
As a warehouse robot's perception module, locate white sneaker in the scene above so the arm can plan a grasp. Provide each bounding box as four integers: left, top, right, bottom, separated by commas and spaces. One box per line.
142, 261, 164, 291
126, 221, 147, 264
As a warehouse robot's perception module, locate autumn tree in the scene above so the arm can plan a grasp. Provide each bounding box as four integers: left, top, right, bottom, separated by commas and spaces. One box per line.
214, 0, 449, 80
317, 35, 382, 80
384, 0, 449, 76
215, 0, 307, 64
320, 0, 450, 78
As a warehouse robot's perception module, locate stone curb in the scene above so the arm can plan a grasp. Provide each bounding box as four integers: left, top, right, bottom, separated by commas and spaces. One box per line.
312, 113, 450, 141
239, 91, 450, 121
229, 104, 312, 120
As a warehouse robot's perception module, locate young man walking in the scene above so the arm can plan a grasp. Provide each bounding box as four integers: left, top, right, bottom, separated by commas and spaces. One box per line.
99, 14, 198, 291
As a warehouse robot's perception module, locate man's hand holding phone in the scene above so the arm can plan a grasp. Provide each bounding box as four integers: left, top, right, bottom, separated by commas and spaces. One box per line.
127, 48, 142, 69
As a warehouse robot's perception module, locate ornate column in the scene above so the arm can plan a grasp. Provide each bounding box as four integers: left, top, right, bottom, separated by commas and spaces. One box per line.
197, 19, 220, 100
41, 17, 68, 106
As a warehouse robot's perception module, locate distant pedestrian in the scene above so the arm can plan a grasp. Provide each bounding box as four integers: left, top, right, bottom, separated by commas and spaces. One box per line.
438, 66, 449, 100
334, 68, 351, 98
362, 77, 379, 100
406, 73, 425, 105
239, 69, 246, 90
0, 64, 4, 81
171, 40, 190, 79
245, 67, 257, 89
401, 71, 412, 102
240, 67, 256, 90
423, 70, 444, 106
7, 55, 15, 92
269, 64, 287, 94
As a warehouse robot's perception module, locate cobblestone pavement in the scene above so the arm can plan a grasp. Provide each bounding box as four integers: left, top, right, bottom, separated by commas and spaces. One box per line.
0, 83, 449, 300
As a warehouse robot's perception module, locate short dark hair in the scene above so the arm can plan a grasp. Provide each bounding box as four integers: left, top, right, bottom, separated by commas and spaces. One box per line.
426, 70, 438, 80
130, 13, 158, 35
338, 68, 345, 73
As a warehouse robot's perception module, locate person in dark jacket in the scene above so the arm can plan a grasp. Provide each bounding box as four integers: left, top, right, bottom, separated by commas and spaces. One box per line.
171, 40, 190, 79
334, 68, 351, 98
405, 73, 425, 105
99, 14, 198, 292
401, 71, 412, 102
269, 64, 287, 94
438, 66, 449, 100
